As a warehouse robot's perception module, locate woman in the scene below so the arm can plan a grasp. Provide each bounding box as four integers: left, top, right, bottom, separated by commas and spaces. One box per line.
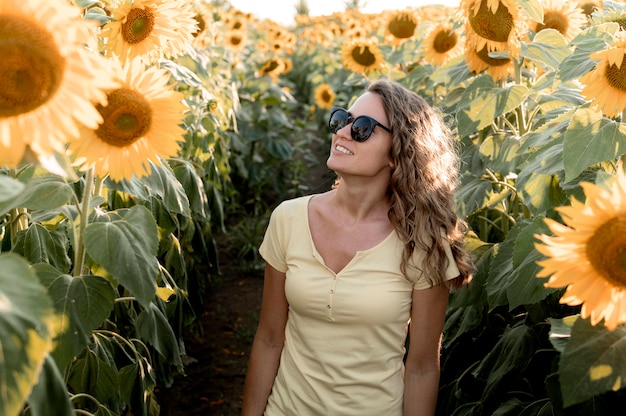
241, 78, 474, 416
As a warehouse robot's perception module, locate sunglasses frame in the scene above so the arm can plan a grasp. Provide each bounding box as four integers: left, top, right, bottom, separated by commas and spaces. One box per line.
328, 107, 391, 142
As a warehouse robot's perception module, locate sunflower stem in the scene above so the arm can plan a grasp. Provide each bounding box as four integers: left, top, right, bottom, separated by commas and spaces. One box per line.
73, 168, 95, 277
513, 58, 527, 135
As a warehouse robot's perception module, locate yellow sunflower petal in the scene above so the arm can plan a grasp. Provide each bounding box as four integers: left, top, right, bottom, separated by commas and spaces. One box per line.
535, 165, 626, 330
67, 57, 186, 181
0, 0, 117, 168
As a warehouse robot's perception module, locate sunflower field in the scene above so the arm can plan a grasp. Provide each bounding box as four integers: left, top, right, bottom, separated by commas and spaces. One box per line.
4, 0, 626, 414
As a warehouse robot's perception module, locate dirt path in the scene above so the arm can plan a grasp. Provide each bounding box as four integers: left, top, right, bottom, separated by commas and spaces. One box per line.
157, 271, 264, 415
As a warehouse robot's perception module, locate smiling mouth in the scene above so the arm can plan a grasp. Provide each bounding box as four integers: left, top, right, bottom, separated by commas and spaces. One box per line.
335, 145, 353, 155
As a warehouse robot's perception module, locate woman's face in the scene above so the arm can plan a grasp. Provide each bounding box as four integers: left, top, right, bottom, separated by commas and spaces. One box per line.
326, 92, 393, 180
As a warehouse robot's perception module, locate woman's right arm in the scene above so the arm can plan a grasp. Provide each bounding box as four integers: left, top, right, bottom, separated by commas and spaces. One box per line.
241, 263, 288, 416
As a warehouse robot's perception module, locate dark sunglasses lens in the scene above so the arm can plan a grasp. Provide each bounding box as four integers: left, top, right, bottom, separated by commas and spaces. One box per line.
351, 116, 375, 142
329, 109, 349, 133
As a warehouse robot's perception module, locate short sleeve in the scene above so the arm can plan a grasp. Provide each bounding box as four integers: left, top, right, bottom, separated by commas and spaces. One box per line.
258, 202, 290, 273
412, 239, 460, 290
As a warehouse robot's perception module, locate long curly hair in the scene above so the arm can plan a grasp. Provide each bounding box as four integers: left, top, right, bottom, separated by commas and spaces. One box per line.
368, 78, 474, 288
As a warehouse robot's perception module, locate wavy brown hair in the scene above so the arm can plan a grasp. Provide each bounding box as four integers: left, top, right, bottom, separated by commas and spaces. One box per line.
368, 78, 474, 288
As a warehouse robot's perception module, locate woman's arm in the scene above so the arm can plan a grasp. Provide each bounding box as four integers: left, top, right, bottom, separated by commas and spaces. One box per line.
241, 263, 289, 416
403, 283, 450, 416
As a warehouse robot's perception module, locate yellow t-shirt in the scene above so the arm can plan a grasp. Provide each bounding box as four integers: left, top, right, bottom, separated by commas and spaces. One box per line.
259, 195, 459, 416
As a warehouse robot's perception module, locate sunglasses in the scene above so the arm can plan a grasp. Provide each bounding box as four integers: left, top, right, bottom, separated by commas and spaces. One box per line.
328, 107, 391, 142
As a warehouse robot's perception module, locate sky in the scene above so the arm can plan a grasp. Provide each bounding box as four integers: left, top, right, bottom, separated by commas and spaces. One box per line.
229, 0, 461, 25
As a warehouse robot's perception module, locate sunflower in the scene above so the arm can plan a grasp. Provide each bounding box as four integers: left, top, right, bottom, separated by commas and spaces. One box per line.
313, 83, 336, 110
257, 57, 286, 83
580, 33, 626, 118
341, 38, 386, 76
100, 0, 197, 63
0, 0, 116, 169
465, 45, 515, 81
461, 0, 525, 58
385, 10, 419, 45
530, 0, 587, 42
224, 29, 247, 52
578, 0, 602, 17
590, 0, 626, 31
67, 57, 186, 182
422, 22, 464, 66
535, 165, 626, 330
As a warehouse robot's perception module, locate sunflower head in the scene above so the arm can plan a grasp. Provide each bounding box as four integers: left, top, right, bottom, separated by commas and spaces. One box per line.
535, 164, 626, 330
225, 29, 247, 52
462, 0, 524, 57
580, 34, 626, 118
386, 10, 419, 44
341, 38, 386, 76
531, 0, 587, 42
0, 0, 116, 168
465, 45, 514, 81
422, 23, 464, 65
313, 83, 336, 110
68, 57, 186, 181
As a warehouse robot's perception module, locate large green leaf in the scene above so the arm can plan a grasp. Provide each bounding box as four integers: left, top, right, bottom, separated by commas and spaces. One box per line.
34, 263, 116, 369
13, 224, 72, 274
27, 355, 73, 416
456, 173, 493, 218
136, 301, 183, 370
507, 217, 560, 309
559, 318, 626, 407
522, 29, 570, 70
0, 253, 54, 416
563, 108, 626, 182
0, 175, 73, 217
67, 347, 119, 405
486, 224, 523, 309
105, 160, 190, 217
456, 75, 529, 137
558, 26, 613, 82
169, 158, 209, 218
83, 205, 158, 308
0, 174, 24, 203
473, 324, 539, 403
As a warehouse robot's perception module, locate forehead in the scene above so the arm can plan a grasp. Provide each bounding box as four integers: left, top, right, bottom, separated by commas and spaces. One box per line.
348, 92, 387, 123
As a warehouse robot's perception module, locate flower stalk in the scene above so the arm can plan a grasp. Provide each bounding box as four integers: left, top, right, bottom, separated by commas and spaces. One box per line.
73, 168, 95, 277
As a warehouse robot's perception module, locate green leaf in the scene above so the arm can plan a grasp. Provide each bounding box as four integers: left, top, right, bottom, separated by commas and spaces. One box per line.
13, 224, 72, 273
0, 253, 54, 416
456, 75, 529, 137
106, 161, 190, 217
83, 205, 158, 308
456, 173, 493, 218
0, 173, 24, 203
34, 263, 116, 369
68, 348, 119, 404
473, 324, 539, 403
0, 175, 73, 217
507, 217, 560, 309
558, 26, 612, 82
548, 316, 577, 352
563, 108, 626, 182
559, 318, 626, 407
27, 355, 73, 416
169, 158, 209, 218
486, 223, 523, 309
517, 0, 543, 22
136, 302, 183, 369
522, 29, 570, 69
519, 172, 565, 215
478, 133, 521, 174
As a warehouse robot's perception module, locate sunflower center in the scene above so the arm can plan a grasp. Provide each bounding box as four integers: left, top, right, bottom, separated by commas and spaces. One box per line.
469, 0, 514, 43
536, 11, 568, 35
434, 30, 458, 53
122, 7, 155, 45
352, 45, 376, 67
0, 14, 65, 118
587, 217, 626, 288
388, 15, 417, 39
476, 46, 511, 67
604, 57, 626, 93
95, 88, 152, 147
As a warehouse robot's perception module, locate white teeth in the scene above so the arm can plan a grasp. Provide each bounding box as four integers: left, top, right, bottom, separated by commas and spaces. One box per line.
335, 145, 353, 155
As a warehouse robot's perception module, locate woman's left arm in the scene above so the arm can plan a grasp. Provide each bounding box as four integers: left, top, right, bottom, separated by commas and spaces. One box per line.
403, 283, 451, 416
